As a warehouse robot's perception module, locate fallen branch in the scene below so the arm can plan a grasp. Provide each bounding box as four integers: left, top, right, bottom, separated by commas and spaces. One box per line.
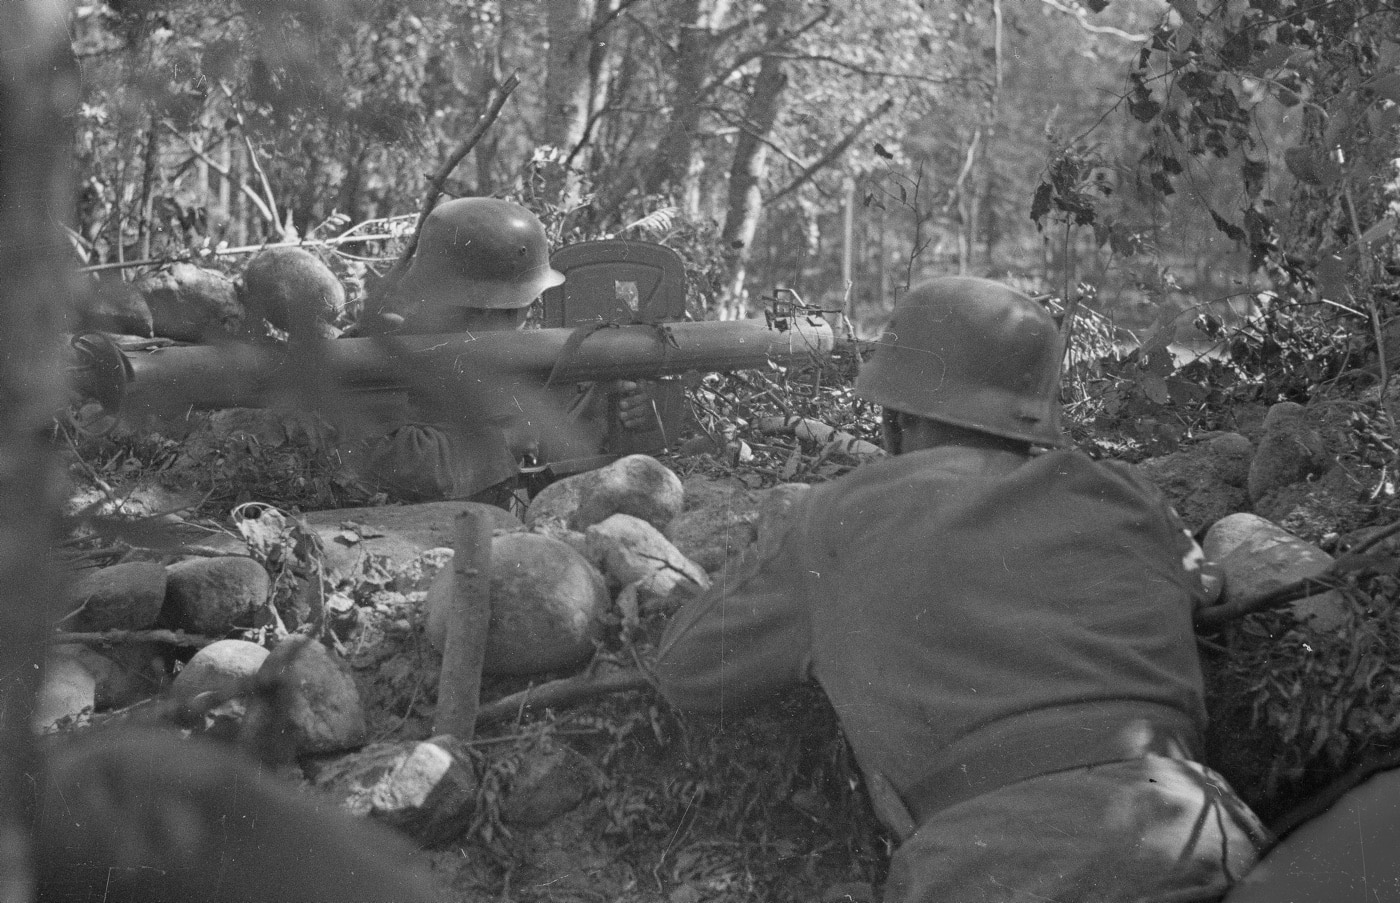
50, 628, 222, 649
79, 216, 417, 274
373, 70, 522, 306
1195, 519, 1400, 628
475, 667, 652, 725
435, 510, 492, 740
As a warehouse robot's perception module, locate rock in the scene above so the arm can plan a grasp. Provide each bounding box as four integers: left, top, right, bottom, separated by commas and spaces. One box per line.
667, 478, 813, 572
1248, 402, 1328, 504
424, 532, 609, 675
162, 556, 270, 635
315, 737, 478, 847
75, 275, 153, 337
65, 643, 169, 710
525, 454, 684, 533
60, 561, 167, 632
258, 635, 367, 756
500, 740, 595, 827
1204, 513, 1346, 630
1136, 433, 1256, 533
240, 246, 346, 332
34, 651, 96, 731
1254, 464, 1374, 539
172, 638, 270, 701
135, 262, 242, 342
585, 514, 709, 608
1204, 432, 1256, 487
666, 476, 765, 572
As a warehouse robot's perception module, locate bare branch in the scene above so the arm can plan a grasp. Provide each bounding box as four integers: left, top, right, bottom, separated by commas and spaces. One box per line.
770, 53, 959, 86
476, 667, 651, 725
372, 69, 521, 306
161, 123, 278, 225
698, 6, 832, 99
769, 97, 896, 203
1036, 0, 1149, 41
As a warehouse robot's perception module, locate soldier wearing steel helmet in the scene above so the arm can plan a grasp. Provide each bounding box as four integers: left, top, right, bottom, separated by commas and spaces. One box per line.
653, 277, 1271, 902
356, 197, 652, 502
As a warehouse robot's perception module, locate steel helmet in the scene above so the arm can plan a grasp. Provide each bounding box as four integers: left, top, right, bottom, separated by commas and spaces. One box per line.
855, 277, 1064, 446
400, 198, 565, 311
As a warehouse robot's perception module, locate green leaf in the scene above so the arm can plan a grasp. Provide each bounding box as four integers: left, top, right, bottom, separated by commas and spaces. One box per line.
1084, 0, 1110, 11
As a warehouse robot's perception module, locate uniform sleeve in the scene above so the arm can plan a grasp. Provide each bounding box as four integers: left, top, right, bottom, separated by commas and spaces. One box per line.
652, 496, 814, 714
1103, 460, 1216, 609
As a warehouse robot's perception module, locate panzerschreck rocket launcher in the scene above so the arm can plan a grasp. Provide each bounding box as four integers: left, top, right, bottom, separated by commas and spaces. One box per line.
65, 316, 835, 423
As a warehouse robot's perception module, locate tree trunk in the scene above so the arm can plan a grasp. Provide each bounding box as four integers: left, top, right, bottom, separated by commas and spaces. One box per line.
471, 23, 505, 193
719, 2, 790, 317
0, 2, 77, 900
643, 0, 708, 202
544, 0, 595, 207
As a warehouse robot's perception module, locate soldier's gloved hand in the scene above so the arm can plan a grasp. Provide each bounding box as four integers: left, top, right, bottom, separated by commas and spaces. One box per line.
616, 380, 657, 432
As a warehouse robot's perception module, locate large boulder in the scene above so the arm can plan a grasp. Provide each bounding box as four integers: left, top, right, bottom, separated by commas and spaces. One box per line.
61, 561, 167, 632
525, 454, 684, 533
257, 635, 367, 756
425, 532, 609, 676
134, 263, 242, 341
74, 275, 153, 337
665, 476, 765, 572
314, 737, 478, 847
173, 638, 270, 701
1248, 402, 1328, 505
585, 514, 709, 608
1135, 432, 1254, 533
1204, 513, 1346, 630
665, 478, 813, 573
162, 556, 270, 635
240, 246, 346, 333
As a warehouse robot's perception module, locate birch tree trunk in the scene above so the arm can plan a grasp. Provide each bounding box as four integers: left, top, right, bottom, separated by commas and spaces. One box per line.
0, 1, 78, 899
719, 0, 790, 317
544, 0, 595, 207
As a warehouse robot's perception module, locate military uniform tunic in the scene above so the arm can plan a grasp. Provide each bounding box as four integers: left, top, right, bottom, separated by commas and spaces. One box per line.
655, 446, 1269, 902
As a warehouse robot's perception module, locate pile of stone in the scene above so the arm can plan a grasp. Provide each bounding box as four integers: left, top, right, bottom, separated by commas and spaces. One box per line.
74, 247, 346, 341
41, 454, 806, 845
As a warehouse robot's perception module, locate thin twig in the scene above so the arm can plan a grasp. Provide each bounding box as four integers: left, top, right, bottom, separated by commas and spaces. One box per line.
475, 668, 651, 725
79, 223, 414, 274
768, 98, 895, 204
377, 69, 522, 303
1194, 520, 1400, 628
50, 628, 223, 648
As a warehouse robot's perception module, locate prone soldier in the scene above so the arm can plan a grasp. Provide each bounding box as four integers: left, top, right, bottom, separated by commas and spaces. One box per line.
654, 277, 1272, 902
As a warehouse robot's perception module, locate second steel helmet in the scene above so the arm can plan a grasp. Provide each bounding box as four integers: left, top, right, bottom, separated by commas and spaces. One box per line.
855, 277, 1064, 446
400, 198, 565, 312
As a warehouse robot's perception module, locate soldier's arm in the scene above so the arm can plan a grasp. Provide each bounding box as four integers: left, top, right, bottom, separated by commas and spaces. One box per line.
652, 500, 813, 713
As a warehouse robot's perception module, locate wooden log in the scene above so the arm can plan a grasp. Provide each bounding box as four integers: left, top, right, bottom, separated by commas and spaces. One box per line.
434, 510, 492, 740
